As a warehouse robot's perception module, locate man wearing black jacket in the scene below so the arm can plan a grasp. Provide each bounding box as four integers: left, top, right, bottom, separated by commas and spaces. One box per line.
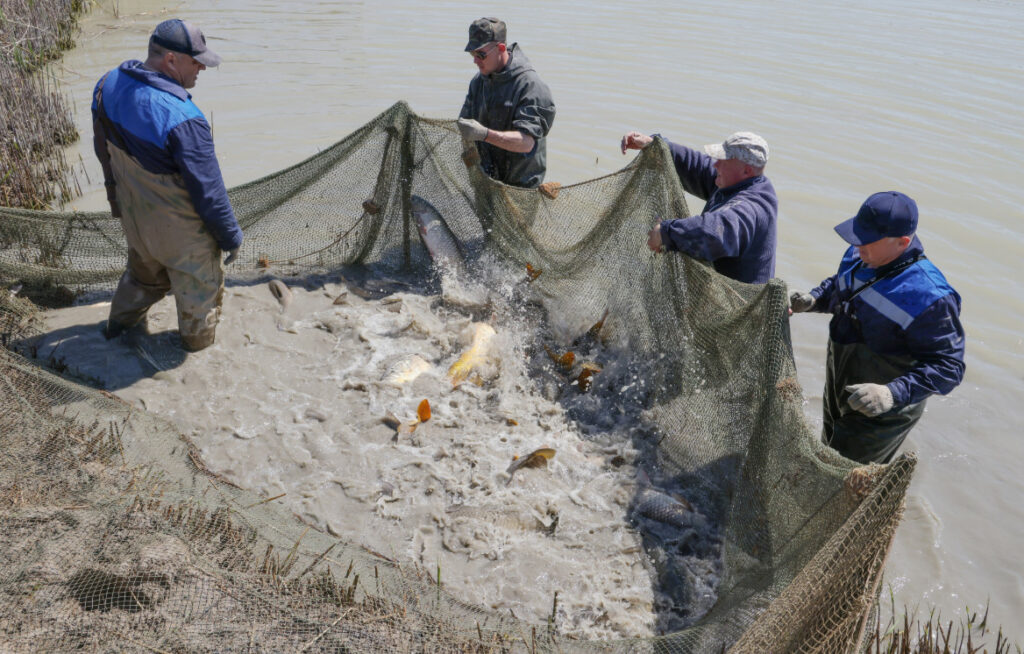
457, 17, 556, 188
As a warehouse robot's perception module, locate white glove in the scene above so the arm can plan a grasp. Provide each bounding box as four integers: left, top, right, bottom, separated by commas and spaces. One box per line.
789, 291, 815, 313
457, 118, 489, 142
223, 248, 239, 265
845, 383, 894, 417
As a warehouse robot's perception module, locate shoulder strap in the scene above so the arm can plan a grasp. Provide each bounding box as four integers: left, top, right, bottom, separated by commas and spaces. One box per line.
846, 254, 926, 303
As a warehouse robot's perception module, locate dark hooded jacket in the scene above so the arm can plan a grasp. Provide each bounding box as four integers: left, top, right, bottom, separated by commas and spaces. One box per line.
459, 43, 555, 188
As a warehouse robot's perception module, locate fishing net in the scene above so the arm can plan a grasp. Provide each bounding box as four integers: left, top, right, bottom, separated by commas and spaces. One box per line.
0, 102, 913, 652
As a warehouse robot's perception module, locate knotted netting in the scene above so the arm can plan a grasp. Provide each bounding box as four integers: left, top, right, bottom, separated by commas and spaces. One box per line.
0, 102, 913, 652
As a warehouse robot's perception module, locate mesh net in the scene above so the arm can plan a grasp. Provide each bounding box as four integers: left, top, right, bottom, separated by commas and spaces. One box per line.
0, 102, 914, 652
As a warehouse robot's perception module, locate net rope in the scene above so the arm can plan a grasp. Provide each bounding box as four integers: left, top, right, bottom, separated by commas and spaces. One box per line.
0, 102, 913, 653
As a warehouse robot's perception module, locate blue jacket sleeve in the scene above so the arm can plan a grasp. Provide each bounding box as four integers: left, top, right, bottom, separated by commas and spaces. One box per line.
663, 138, 717, 200
658, 190, 766, 263
809, 275, 839, 312
167, 118, 243, 251
887, 294, 966, 406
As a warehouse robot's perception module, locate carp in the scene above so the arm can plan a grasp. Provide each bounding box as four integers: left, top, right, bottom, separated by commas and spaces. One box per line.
632, 471, 706, 531
411, 195, 464, 275
447, 322, 497, 385
381, 354, 432, 386
267, 279, 293, 310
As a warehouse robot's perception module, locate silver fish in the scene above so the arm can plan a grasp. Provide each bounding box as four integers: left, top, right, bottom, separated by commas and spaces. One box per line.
632, 472, 707, 531
411, 195, 464, 274
267, 279, 292, 310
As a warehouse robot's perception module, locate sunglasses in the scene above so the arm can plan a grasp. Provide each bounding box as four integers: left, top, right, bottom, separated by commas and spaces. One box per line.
471, 43, 498, 60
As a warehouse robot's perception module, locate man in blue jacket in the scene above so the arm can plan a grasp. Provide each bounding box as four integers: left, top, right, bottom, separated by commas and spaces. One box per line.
790, 191, 966, 463
92, 18, 242, 352
621, 130, 777, 284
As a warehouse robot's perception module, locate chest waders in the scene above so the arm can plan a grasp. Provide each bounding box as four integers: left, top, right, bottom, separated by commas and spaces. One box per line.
104, 145, 223, 352
822, 256, 926, 464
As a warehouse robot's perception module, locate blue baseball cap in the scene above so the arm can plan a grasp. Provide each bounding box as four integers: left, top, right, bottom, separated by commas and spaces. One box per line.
834, 191, 918, 246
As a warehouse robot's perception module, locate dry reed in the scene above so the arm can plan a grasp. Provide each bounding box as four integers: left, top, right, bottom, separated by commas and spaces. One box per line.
0, 0, 86, 209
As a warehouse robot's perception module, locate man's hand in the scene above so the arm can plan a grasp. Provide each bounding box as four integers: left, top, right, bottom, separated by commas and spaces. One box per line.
223, 248, 239, 265
647, 223, 665, 253
845, 383, 894, 417
789, 291, 815, 313
621, 131, 653, 154
457, 118, 489, 142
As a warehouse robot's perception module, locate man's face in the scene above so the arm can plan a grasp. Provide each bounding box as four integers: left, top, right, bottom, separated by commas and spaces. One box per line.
470, 42, 505, 75
168, 52, 206, 89
712, 157, 749, 189
855, 236, 911, 268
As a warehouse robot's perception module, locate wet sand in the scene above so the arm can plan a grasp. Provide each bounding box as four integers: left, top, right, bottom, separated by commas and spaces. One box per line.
24, 265, 722, 638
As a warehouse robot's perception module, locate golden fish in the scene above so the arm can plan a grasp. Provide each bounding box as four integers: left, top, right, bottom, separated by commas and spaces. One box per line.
382, 354, 432, 386
576, 362, 602, 393
506, 447, 556, 484
543, 345, 575, 371
447, 322, 496, 386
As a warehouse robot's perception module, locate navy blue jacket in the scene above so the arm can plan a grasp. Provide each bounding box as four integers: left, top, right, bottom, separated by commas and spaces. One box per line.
808, 237, 966, 407
92, 61, 242, 251
658, 138, 778, 284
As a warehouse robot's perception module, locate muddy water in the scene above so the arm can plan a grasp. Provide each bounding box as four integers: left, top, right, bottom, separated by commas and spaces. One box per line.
55, 0, 1024, 640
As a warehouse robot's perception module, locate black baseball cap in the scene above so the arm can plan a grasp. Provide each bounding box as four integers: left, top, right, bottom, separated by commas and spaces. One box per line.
834, 191, 919, 246
150, 19, 222, 67
464, 17, 506, 52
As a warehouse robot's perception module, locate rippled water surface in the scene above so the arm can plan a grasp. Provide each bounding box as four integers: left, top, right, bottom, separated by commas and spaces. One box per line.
57, 0, 1024, 639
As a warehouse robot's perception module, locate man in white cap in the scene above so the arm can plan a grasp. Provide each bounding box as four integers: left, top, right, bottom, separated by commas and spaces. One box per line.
621, 130, 777, 284
92, 18, 242, 352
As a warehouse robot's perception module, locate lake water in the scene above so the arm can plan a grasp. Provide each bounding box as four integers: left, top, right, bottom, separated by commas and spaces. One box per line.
55, 0, 1024, 639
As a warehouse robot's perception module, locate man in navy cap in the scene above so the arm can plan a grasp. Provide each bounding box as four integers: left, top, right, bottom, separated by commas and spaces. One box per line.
457, 17, 556, 188
790, 191, 965, 463
92, 19, 242, 352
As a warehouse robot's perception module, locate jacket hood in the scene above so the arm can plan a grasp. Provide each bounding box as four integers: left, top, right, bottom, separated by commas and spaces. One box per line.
119, 60, 190, 100
486, 43, 535, 84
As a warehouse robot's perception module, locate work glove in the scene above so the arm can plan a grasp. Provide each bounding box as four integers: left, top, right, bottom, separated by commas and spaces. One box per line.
789, 291, 816, 313
223, 248, 239, 265
457, 118, 489, 142
845, 383, 894, 417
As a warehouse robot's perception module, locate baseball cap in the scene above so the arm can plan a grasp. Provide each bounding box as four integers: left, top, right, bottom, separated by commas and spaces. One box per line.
464, 17, 506, 52
834, 191, 918, 246
150, 19, 222, 67
703, 132, 769, 167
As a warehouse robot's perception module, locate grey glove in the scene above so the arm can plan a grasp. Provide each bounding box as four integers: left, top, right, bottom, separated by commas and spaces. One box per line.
789, 291, 815, 313
845, 383, 894, 417
223, 248, 239, 265
457, 118, 489, 142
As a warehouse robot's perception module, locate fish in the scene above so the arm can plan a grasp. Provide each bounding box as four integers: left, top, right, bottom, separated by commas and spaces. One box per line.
505, 447, 556, 484
267, 279, 292, 310
411, 194, 464, 275
446, 504, 558, 536
632, 473, 705, 531
381, 354, 432, 386
572, 308, 610, 349
575, 362, 602, 392
447, 322, 496, 386
543, 345, 575, 372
